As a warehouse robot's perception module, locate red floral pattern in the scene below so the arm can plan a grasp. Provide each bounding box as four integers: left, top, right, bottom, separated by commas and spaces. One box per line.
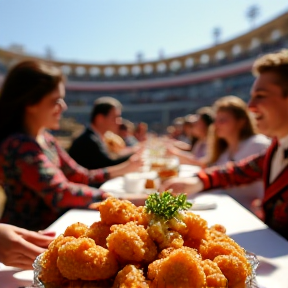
0, 132, 105, 231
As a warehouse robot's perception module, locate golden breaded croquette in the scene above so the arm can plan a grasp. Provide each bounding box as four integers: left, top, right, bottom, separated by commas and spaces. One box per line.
64, 222, 88, 238
207, 230, 246, 256
39, 235, 75, 284
201, 259, 228, 288
147, 220, 183, 250
98, 197, 141, 225
180, 211, 208, 240
57, 237, 118, 281
147, 220, 166, 243
135, 206, 153, 227
210, 224, 227, 234
107, 221, 157, 264
214, 255, 250, 288
166, 216, 188, 235
85, 221, 111, 248
199, 240, 249, 269
183, 238, 202, 251
148, 247, 205, 288
157, 247, 176, 259
158, 230, 183, 250
112, 265, 150, 288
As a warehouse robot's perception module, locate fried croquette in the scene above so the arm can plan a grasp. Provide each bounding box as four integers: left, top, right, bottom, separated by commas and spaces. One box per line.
57, 237, 118, 281
147, 220, 184, 250
98, 197, 141, 225
214, 255, 250, 288
180, 211, 208, 240
85, 221, 111, 248
201, 259, 228, 288
207, 230, 246, 256
107, 221, 157, 264
64, 222, 88, 238
183, 238, 202, 251
210, 224, 227, 234
39, 235, 75, 284
166, 216, 188, 235
148, 247, 205, 288
135, 206, 153, 227
157, 247, 176, 259
112, 265, 150, 288
199, 240, 249, 270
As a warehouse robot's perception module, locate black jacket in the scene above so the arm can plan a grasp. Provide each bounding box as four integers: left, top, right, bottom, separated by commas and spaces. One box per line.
69, 127, 131, 170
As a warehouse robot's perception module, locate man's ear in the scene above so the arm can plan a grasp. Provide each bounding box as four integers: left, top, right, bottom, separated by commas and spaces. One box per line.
93, 114, 104, 125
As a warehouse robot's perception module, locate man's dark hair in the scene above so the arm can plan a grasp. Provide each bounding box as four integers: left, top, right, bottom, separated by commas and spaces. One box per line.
90, 96, 122, 123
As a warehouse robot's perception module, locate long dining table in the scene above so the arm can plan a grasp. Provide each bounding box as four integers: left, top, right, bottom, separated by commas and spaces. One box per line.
1, 191, 287, 288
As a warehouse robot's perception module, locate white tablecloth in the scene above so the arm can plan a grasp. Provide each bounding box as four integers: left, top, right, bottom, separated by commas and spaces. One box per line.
1, 194, 288, 288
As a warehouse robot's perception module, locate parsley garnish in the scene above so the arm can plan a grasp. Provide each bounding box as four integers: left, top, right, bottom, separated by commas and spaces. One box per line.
145, 191, 192, 220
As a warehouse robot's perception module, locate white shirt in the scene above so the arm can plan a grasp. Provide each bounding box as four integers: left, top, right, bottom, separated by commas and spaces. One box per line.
270, 133, 288, 183
215, 134, 271, 165
213, 134, 271, 211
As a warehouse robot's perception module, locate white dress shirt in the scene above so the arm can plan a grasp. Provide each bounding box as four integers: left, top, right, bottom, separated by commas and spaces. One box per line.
269, 133, 288, 184
213, 134, 271, 210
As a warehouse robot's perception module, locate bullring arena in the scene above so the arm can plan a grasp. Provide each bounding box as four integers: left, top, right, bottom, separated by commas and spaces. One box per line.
0, 10, 287, 133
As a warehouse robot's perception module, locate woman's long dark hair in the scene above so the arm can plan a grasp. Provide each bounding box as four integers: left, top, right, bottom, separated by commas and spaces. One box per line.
0, 60, 64, 143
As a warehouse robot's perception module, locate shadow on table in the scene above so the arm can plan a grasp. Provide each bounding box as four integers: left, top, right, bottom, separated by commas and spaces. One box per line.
0, 269, 33, 288
229, 228, 288, 258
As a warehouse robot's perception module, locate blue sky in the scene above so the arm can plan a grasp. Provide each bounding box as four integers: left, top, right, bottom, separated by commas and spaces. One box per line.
0, 0, 287, 63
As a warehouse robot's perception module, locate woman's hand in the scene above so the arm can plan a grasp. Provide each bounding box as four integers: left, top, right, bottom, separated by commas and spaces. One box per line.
160, 177, 204, 195
0, 224, 55, 269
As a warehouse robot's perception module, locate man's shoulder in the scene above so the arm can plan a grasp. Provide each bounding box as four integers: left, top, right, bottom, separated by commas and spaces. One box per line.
70, 128, 102, 150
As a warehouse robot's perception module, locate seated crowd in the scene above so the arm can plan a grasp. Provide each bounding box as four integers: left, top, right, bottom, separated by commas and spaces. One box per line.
0, 49, 288, 269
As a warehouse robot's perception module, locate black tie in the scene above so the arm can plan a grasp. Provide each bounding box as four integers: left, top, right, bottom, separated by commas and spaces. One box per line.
284, 149, 288, 159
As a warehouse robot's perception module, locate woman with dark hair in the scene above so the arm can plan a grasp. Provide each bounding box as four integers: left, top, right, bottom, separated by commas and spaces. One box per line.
0, 60, 142, 231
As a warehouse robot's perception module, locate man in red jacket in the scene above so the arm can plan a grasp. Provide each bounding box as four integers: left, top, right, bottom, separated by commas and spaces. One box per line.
163, 49, 288, 240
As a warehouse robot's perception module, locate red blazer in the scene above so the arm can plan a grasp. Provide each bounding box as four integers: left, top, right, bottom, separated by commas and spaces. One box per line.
198, 139, 288, 240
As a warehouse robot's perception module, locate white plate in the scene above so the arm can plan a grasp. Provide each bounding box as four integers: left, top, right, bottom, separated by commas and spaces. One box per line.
13, 269, 34, 282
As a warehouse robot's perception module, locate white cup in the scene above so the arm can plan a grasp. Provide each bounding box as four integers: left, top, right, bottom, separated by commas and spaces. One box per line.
123, 172, 146, 194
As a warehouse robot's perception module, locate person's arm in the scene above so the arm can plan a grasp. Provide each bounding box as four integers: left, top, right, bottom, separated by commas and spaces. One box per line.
198, 153, 265, 190
166, 144, 207, 167
0, 224, 55, 269
54, 139, 109, 185
161, 153, 265, 195
56, 138, 143, 183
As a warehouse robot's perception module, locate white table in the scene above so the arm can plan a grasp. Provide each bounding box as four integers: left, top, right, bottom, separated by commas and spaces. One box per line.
1, 195, 288, 288
100, 164, 201, 197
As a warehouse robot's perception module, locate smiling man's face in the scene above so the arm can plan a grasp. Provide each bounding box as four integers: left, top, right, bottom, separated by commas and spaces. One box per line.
249, 72, 288, 139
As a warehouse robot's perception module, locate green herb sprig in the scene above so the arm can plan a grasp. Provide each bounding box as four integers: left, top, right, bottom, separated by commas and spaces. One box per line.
145, 191, 192, 221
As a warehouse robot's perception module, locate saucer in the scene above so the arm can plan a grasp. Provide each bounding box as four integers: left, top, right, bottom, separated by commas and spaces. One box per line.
13, 269, 34, 282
